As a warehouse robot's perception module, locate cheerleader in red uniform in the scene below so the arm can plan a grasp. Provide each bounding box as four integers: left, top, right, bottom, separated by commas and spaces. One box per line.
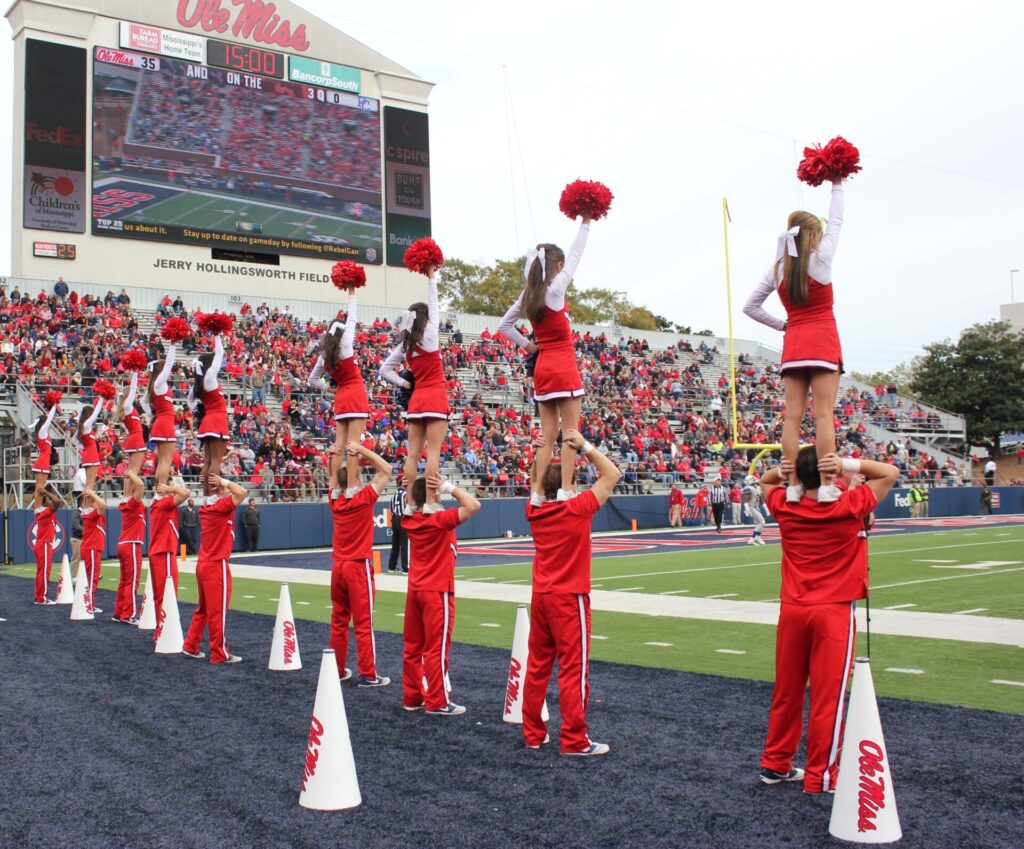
147, 345, 178, 487
499, 214, 592, 499
31, 401, 58, 495
75, 401, 104, 493
118, 371, 148, 478
380, 265, 447, 510
743, 180, 845, 502
309, 287, 369, 488
189, 334, 230, 496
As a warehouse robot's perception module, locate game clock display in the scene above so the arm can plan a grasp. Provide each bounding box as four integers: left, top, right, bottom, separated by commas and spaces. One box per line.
206, 38, 284, 79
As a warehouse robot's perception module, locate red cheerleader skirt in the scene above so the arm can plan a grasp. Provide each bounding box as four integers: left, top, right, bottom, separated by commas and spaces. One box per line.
124, 414, 146, 453
150, 393, 177, 443
333, 382, 370, 421
533, 344, 584, 403
198, 409, 231, 442
32, 439, 52, 474
80, 435, 99, 468
779, 278, 843, 374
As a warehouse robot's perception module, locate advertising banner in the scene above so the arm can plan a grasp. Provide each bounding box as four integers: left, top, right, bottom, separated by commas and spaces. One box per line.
289, 56, 361, 93
384, 107, 432, 266
23, 39, 87, 233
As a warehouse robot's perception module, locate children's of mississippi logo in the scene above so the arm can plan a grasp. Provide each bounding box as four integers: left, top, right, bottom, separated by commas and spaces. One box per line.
31, 171, 77, 199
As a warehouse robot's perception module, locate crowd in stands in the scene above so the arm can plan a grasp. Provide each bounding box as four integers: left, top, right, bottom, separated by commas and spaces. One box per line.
0, 279, 1006, 504
121, 62, 381, 192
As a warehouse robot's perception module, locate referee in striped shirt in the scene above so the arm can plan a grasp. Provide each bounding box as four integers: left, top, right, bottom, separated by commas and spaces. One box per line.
387, 476, 408, 574
708, 476, 729, 533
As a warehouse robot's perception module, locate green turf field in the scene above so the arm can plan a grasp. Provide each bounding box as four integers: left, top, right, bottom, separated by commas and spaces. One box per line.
95, 174, 382, 245
7, 525, 1023, 714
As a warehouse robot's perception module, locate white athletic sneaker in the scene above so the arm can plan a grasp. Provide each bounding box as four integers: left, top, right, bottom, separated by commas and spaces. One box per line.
817, 484, 842, 503
747, 538, 757, 546
755, 537, 766, 545
339, 667, 353, 681
563, 742, 610, 757
223, 655, 243, 664
182, 649, 206, 660
526, 733, 551, 750
425, 703, 466, 716
785, 484, 804, 503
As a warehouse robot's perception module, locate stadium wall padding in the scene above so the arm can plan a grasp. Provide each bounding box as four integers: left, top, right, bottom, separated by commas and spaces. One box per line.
5, 487, 1021, 564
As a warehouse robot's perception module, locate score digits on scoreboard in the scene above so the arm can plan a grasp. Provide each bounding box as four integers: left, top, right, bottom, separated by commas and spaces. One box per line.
206, 38, 284, 79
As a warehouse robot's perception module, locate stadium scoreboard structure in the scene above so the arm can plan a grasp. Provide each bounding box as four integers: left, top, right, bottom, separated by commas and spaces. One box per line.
7, 0, 435, 308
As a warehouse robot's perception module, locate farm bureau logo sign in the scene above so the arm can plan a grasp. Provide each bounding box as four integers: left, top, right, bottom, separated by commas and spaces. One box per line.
176, 0, 311, 52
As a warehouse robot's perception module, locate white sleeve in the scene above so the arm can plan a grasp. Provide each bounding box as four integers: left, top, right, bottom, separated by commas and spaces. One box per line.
341, 293, 357, 359
39, 403, 57, 439
811, 183, 844, 279
379, 345, 408, 387
84, 401, 102, 433
154, 344, 176, 396
124, 371, 138, 414
546, 221, 590, 309
308, 355, 329, 389
422, 274, 440, 352
203, 336, 223, 392
139, 391, 151, 416
742, 270, 787, 332
497, 293, 531, 348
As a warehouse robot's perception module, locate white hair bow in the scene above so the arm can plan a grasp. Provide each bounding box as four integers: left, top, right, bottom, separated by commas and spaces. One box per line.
329, 321, 345, 336
192, 358, 203, 375
776, 226, 800, 261
398, 310, 417, 333
524, 247, 546, 281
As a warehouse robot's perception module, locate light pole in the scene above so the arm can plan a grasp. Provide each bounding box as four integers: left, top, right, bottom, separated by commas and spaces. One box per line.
1012, 269, 1020, 304
610, 289, 626, 337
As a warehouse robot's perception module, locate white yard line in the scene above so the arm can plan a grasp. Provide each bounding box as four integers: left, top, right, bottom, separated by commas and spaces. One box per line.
871, 567, 1024, 590
708, 593, 739, 599
716, 649, 746, 655
645, 642, 672, 647
951, 608, 988, 615
884, 603, 917, 610
660, 589, 690, 595
199, 562, 1024, 648
885, 668, 925, 675
990, 679, 1024, 687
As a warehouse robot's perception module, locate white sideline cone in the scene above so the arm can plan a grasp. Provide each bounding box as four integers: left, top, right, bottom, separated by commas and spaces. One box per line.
55, 554, 74, 604
829, 658, 902, 844
269, 584, 302, 671
69, 561, 94, 621
154, 575, 184, 654
502, 604, 548, 724
137, 571, 156, 630
299, 649, 362, 811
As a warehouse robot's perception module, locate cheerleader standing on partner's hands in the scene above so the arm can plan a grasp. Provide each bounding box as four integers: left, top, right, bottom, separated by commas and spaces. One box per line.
380, 264, 448, 511
498, 213, 592, 500
743, 179, 845, 502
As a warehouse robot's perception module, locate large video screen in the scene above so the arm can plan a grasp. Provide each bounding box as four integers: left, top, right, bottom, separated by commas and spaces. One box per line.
91, 47, 383, 262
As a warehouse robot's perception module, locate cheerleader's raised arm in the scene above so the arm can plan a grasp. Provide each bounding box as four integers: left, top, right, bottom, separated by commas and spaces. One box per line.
154, 344, 176, 396
83, 399, 102, 434
424, 272, 440, 352
204, 335, 224, 392
38, 403, 56, 440
123, 371, 139, 416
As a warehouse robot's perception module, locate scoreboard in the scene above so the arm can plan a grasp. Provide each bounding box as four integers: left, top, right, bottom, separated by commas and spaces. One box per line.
11, 0, 435, 308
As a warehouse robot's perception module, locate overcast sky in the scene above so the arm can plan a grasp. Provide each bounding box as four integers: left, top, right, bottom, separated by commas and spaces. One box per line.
1, 1, 1021, 371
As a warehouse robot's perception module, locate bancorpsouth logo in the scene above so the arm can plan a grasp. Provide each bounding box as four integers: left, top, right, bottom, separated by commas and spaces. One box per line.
282, 620, 297, 665
300, 716, 324, 791
856, 740, 888, 833
177, 0, 311, 52
504, 657, 522, 715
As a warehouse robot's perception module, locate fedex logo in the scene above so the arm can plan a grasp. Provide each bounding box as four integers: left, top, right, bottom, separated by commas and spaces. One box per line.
26, 123, 84, 147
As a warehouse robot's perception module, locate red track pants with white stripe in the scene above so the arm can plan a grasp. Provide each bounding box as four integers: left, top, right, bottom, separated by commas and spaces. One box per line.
82, 549, 102, 613
330, 558, 378, 679
183, 558, 233, 663
33, 543, 53, 603
402, 590, 455, 710
148, 552, 179, 637
761, 601, 857, 793
114, 543, 142, 621
523, 592, 593, 753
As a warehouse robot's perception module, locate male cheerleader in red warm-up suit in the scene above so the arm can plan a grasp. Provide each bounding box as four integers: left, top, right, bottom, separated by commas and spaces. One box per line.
758, 447, 897, 794
80, 489, 108, 614
183, 475, 246, 664
31, 486, 62, 605
328, 442, 392, 686
522, 430, 621, 756
149, 481, 189, 637
401, 473, 480, 715
113, 471, 146, 624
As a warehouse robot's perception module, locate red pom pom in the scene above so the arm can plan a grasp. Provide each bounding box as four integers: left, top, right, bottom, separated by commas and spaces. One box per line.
403, 237, 444, 275
797, 136, 862, 187
559, 179, 614, 221
197, 313, 234, 335
44, 390, 62, 409
119, 349, 148, 372
161, 317, 191, 342
93, 379, 117, 401
331, 261, 367, 291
